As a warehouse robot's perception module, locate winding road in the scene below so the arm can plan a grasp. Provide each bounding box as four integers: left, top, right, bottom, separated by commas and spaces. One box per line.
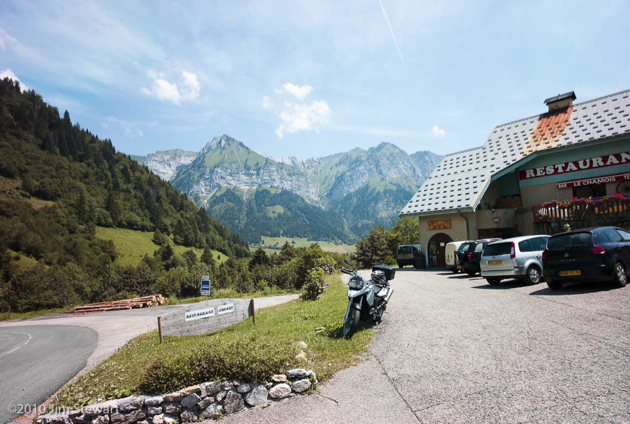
0, 325, 97, 423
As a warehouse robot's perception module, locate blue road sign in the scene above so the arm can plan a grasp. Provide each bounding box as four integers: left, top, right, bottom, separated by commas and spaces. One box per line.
201, 275, 211, 296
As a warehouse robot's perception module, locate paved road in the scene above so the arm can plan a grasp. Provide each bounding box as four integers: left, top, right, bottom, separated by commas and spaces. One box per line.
0, 325, 97, 424
218, 269, 630, 423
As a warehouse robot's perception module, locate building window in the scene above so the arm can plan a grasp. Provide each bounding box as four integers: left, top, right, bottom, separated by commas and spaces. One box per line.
573, 183, 606, 199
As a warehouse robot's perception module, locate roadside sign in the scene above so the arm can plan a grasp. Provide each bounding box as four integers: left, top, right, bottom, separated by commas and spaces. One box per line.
201, 275, 211, 296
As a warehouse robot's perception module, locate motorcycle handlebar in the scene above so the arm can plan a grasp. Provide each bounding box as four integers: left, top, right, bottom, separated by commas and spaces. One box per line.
341, 267, 353, 275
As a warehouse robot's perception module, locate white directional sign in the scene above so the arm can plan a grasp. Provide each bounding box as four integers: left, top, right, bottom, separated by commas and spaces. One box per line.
161, 298, 254, 337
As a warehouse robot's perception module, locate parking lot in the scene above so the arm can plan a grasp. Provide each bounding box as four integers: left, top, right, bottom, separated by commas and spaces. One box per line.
218, 268, 630, 423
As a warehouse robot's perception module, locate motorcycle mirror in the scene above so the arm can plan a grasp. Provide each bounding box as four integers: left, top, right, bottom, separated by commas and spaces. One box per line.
344, 259, 352, 265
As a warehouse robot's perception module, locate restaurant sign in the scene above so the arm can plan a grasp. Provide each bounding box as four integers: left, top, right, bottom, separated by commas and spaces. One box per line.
556, 173, 630, 189
519, 151, 630, 180
428, 219, 452, 230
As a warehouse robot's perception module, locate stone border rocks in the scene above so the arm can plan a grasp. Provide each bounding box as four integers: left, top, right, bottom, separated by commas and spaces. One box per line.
37, 369, 317, 424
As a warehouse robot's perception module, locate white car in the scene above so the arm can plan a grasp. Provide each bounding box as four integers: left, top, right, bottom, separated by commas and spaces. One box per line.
445, 241, 471, 273
480, 235, 550, 285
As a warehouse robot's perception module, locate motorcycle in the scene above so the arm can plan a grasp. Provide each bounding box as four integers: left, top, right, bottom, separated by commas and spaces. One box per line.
341, 259, 395, 339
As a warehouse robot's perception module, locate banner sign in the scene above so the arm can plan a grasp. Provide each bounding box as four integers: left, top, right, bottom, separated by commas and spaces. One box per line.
557, 173, 630, 189
520, 151, 630, 180
161, 298, 253, 337
185, 307, 215, 322
218, 303, 235, 315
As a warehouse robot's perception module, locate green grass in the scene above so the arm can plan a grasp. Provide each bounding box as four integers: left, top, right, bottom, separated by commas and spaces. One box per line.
0, 307, 74, 322
95, 227, 228, 267
49, 277, 373, 409
258, 236, 356, 254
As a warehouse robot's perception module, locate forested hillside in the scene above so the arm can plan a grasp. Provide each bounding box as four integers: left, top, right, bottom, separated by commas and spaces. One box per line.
0, 78, 249, 312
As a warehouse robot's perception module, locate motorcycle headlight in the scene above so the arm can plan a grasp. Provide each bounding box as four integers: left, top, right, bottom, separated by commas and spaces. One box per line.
348, 277, 364, 290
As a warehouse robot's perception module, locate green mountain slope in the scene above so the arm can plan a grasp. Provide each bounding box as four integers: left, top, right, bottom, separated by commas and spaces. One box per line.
0, 78, 249, 276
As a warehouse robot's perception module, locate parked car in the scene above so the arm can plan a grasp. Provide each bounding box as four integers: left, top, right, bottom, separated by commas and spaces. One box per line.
543, 227, 630, 289
460, 238, 501, 276
396, 244, 425, 268
480, 235, 550, 285
445, 241, 471, 273
455, 241, 475, 273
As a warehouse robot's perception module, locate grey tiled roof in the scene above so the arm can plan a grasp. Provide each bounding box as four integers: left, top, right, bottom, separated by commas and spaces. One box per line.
399, 89, 630, 217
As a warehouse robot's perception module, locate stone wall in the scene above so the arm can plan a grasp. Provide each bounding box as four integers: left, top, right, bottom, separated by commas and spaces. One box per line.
37, 369, 317, 424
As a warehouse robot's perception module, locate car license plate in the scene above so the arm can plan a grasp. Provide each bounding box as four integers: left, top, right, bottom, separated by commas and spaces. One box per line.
457, 266, 461, 269
560, 270, 581, 276
489, 260, 501, 265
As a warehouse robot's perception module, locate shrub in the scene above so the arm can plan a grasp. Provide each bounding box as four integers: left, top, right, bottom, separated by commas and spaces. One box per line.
301, 267, 325, 301
141, 339, 295, 394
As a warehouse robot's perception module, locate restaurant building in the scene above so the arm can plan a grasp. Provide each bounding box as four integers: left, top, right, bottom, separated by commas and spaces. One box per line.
400, 90, 630, 268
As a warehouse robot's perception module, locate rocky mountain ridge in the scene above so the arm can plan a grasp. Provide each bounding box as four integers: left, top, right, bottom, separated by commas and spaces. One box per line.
142, 135, 442, 242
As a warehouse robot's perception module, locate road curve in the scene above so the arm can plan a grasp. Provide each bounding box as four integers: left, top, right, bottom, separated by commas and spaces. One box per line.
0, 325, 97, 423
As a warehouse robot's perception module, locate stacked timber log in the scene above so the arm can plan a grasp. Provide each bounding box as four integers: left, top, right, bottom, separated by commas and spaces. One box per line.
71, 295, 165, 314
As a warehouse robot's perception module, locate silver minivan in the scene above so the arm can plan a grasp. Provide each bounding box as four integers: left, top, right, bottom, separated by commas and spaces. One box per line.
480, 235, 549, 285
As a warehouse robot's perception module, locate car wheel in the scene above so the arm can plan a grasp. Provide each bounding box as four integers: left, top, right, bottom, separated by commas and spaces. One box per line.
547, 279, 562, 290
466, 269, 476, 276
612, 262, 627, 288
486, 278, 500, 285
524, 265, 542, 285
451, 268, 459, 274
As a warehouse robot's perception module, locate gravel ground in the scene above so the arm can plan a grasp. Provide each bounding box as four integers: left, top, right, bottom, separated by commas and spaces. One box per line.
216, 269, 630, 423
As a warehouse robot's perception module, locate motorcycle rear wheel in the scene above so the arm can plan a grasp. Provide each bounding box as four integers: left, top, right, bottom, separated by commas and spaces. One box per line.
343, 307, 361, 339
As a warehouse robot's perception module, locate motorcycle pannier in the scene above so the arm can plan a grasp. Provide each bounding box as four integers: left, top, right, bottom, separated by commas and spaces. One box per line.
372, 265, 395, 281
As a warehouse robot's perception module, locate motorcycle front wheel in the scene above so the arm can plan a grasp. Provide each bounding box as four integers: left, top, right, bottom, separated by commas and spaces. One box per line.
343, 306, 361, 339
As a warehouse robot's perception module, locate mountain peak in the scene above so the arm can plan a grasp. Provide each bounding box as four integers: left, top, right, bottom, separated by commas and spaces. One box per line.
202, 134, 240, 152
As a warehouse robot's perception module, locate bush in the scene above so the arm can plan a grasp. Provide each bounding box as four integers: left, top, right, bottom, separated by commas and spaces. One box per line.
141, 339, 295, 394
301, 267, 325, 301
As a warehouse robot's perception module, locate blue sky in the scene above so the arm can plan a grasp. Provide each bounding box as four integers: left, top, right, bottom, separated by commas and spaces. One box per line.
1, 0, 629, 159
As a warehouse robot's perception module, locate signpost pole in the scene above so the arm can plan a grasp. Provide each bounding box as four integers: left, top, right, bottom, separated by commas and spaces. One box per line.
158, 316, 164, 344
250, 299, 256, 325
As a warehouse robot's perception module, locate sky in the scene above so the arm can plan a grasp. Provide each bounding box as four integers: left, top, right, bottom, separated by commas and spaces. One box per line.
1, 0, 629, 160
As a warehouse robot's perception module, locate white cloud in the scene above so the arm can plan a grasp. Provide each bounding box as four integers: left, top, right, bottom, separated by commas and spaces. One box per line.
275, 83, 314, 100
276, 100, 332, 138
432, 125, 446, 137
0, 68, 28, 91
102, 116, 154, 139
262, 95, 273, 109
141, 70, 201, 105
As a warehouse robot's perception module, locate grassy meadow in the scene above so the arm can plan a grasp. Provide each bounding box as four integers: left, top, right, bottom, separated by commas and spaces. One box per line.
257, 236, 356, 255
95, 227, 229, 267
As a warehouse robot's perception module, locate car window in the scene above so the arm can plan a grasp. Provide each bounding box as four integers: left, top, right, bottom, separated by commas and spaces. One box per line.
530, 237, 549, 251
459, 243, 471, 253
518, 239, 532, 252
484, 243, 511, 256
616, 229, 630, 242
548, 233, 592, 250
604, 228, 622, 242
474, 243, 484, 252
594, 231, 610, 244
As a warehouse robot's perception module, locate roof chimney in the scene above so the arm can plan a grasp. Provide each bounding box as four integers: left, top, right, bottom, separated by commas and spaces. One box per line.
544, 91, 576, 112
